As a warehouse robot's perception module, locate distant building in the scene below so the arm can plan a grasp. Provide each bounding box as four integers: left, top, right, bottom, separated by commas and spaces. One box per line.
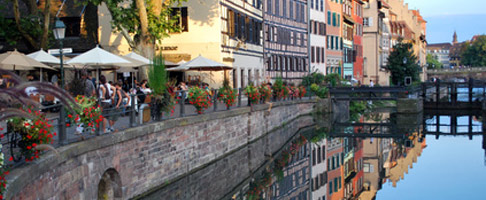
427, 43, 452, 68
263, 0, 309, 84
309, 0, 327, 74
449, 31, 467, 68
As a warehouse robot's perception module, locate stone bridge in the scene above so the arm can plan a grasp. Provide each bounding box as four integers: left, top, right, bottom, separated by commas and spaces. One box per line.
427, 67, 486, 81
5, 99, 321, 199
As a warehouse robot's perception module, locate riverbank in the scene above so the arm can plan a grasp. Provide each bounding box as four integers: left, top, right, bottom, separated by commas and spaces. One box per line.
5, 99, 317, 199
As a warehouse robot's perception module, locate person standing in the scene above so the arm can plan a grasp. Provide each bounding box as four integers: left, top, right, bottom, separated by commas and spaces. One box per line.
370, 80, 374, 87
99, 75, 115, 133
81, 70, 95, 97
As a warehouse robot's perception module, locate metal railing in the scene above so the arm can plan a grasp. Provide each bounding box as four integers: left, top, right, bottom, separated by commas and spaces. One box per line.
2, 87, 315, 164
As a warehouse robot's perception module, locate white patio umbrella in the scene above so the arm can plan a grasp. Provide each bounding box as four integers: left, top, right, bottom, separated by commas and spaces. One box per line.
66, 45, 131, 87
27, 49, 63, 82
125, 52, 177, 67
0, 49, 54, 83
0, 49, 53, 71
167, 55, 231, 71
167, 55, 232, 85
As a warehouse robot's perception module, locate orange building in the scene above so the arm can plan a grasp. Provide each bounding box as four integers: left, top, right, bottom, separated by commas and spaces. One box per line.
326, 0, 344, 75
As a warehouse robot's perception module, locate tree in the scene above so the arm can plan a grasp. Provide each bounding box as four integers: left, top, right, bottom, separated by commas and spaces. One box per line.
0, 0, 52, 49
386, 38, 420, 85
461, 35, 486, 67
426, 54, 442, 69
88, 0, 186, 58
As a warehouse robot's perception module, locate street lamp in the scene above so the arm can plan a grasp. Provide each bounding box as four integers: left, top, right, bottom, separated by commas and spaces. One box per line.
53, 18, 67, 144
403, 57, 407, 65
53, 18, 65, 87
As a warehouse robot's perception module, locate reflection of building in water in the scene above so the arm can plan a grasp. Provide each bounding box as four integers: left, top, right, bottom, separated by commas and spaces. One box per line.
385, 132, 427, 187
326, 138, 344, 200
311, 139, 328, 200
265, 142, 311, 199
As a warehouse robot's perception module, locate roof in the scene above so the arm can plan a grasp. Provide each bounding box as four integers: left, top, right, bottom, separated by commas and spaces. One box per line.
427, 43, 452, 50
411, 10, 427, 23
390, 21, 415, 40
380, 0, 391, 9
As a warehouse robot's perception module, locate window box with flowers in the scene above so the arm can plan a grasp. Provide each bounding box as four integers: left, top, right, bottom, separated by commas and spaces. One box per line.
188, 86, 212, 114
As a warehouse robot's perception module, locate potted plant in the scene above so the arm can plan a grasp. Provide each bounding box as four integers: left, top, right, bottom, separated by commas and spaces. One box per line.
245, 84, 260, 105
258, 84, 272, 103
272, 76, 285, 100
148, 54, 177, 121
66, 95, 103, 133
188, 86, 212, 114
217, 78, 237, 109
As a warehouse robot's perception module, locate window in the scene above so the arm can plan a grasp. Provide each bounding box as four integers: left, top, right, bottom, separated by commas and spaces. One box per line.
316, 47, 320, 63
320, 0, 323, 11
267, 0, 272, 14
327, 11, 331, 25
321, 47, 325, 63
311, 46, 315, 63
337, 14, 340, 27
170, 7, 189, 32
332, 12, 336, 26
290, 0, 293, 19
363, 163, 373, 173
227, 10, 235, 37
329, 182, 333, 194
315, 0, 318, 10
276, 0, 280, 16
311, 0, 314, 9
334, 178, 338, 192
317, 146, 322, 163
283, 0, 287, 17
61, 17, 81, 37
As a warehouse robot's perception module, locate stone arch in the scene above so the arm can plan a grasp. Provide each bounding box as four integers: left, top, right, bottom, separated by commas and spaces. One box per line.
97, 168, 123, 200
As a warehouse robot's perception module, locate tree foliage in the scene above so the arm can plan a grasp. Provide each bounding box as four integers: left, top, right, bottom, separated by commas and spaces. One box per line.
302, 72, 325, 87
88, 0, 186, 57
426, 54, 442, 69
0, 0, 52, 49
461, 35, 486, 67
386, 38, 420, 85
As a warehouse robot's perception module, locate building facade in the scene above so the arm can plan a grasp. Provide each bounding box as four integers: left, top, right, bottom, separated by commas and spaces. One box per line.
427, 43, 452, 68
342, 0, 355, 80
352, 0, 365, 83
309, 0, 328, 74
264, 0, 309, 83
362, 0, 390, 86
326, 0, 344, 75
311, 139, 328, 200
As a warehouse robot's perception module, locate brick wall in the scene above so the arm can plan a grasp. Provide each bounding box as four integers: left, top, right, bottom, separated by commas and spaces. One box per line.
6, 99, 316, 199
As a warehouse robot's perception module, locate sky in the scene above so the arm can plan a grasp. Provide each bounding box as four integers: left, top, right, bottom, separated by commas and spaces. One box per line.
376, 135, 486, 200
403, 0, 486, 44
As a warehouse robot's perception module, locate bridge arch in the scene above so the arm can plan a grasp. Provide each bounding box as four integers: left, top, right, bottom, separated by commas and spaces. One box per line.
98, 168, 123, 200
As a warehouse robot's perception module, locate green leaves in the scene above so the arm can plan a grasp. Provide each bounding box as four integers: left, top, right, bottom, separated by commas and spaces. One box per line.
89, 0, 186, 48
148, 54, 168, 96
386, 38, 420, 86
426, 54, 442, 69
462, 35, 486, 67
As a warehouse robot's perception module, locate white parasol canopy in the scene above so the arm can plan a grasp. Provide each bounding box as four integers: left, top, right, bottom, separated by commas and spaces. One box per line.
167, 55, 231, 71
66, 45, 131, 66
27, 49, 61, 64
0, 49, 53, 70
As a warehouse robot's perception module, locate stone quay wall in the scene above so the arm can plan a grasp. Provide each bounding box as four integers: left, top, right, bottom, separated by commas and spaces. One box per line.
5, 99, 316, 199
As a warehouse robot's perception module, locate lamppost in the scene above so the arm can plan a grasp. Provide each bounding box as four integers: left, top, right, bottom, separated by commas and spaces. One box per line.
403, 57, 407, 65
53, 18, 66, 144
53, 18, 66, 88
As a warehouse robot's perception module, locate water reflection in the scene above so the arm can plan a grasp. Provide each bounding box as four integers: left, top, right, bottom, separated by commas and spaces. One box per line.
139, 109, 486, 200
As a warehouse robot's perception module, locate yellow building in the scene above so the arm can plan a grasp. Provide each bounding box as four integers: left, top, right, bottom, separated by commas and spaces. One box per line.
97, 0, 264, 89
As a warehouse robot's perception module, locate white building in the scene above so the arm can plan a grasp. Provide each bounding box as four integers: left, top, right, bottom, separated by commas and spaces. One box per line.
309, 0, 327, 74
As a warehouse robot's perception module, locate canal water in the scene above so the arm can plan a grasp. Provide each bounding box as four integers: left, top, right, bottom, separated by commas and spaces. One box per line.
139, 108, 486, 200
